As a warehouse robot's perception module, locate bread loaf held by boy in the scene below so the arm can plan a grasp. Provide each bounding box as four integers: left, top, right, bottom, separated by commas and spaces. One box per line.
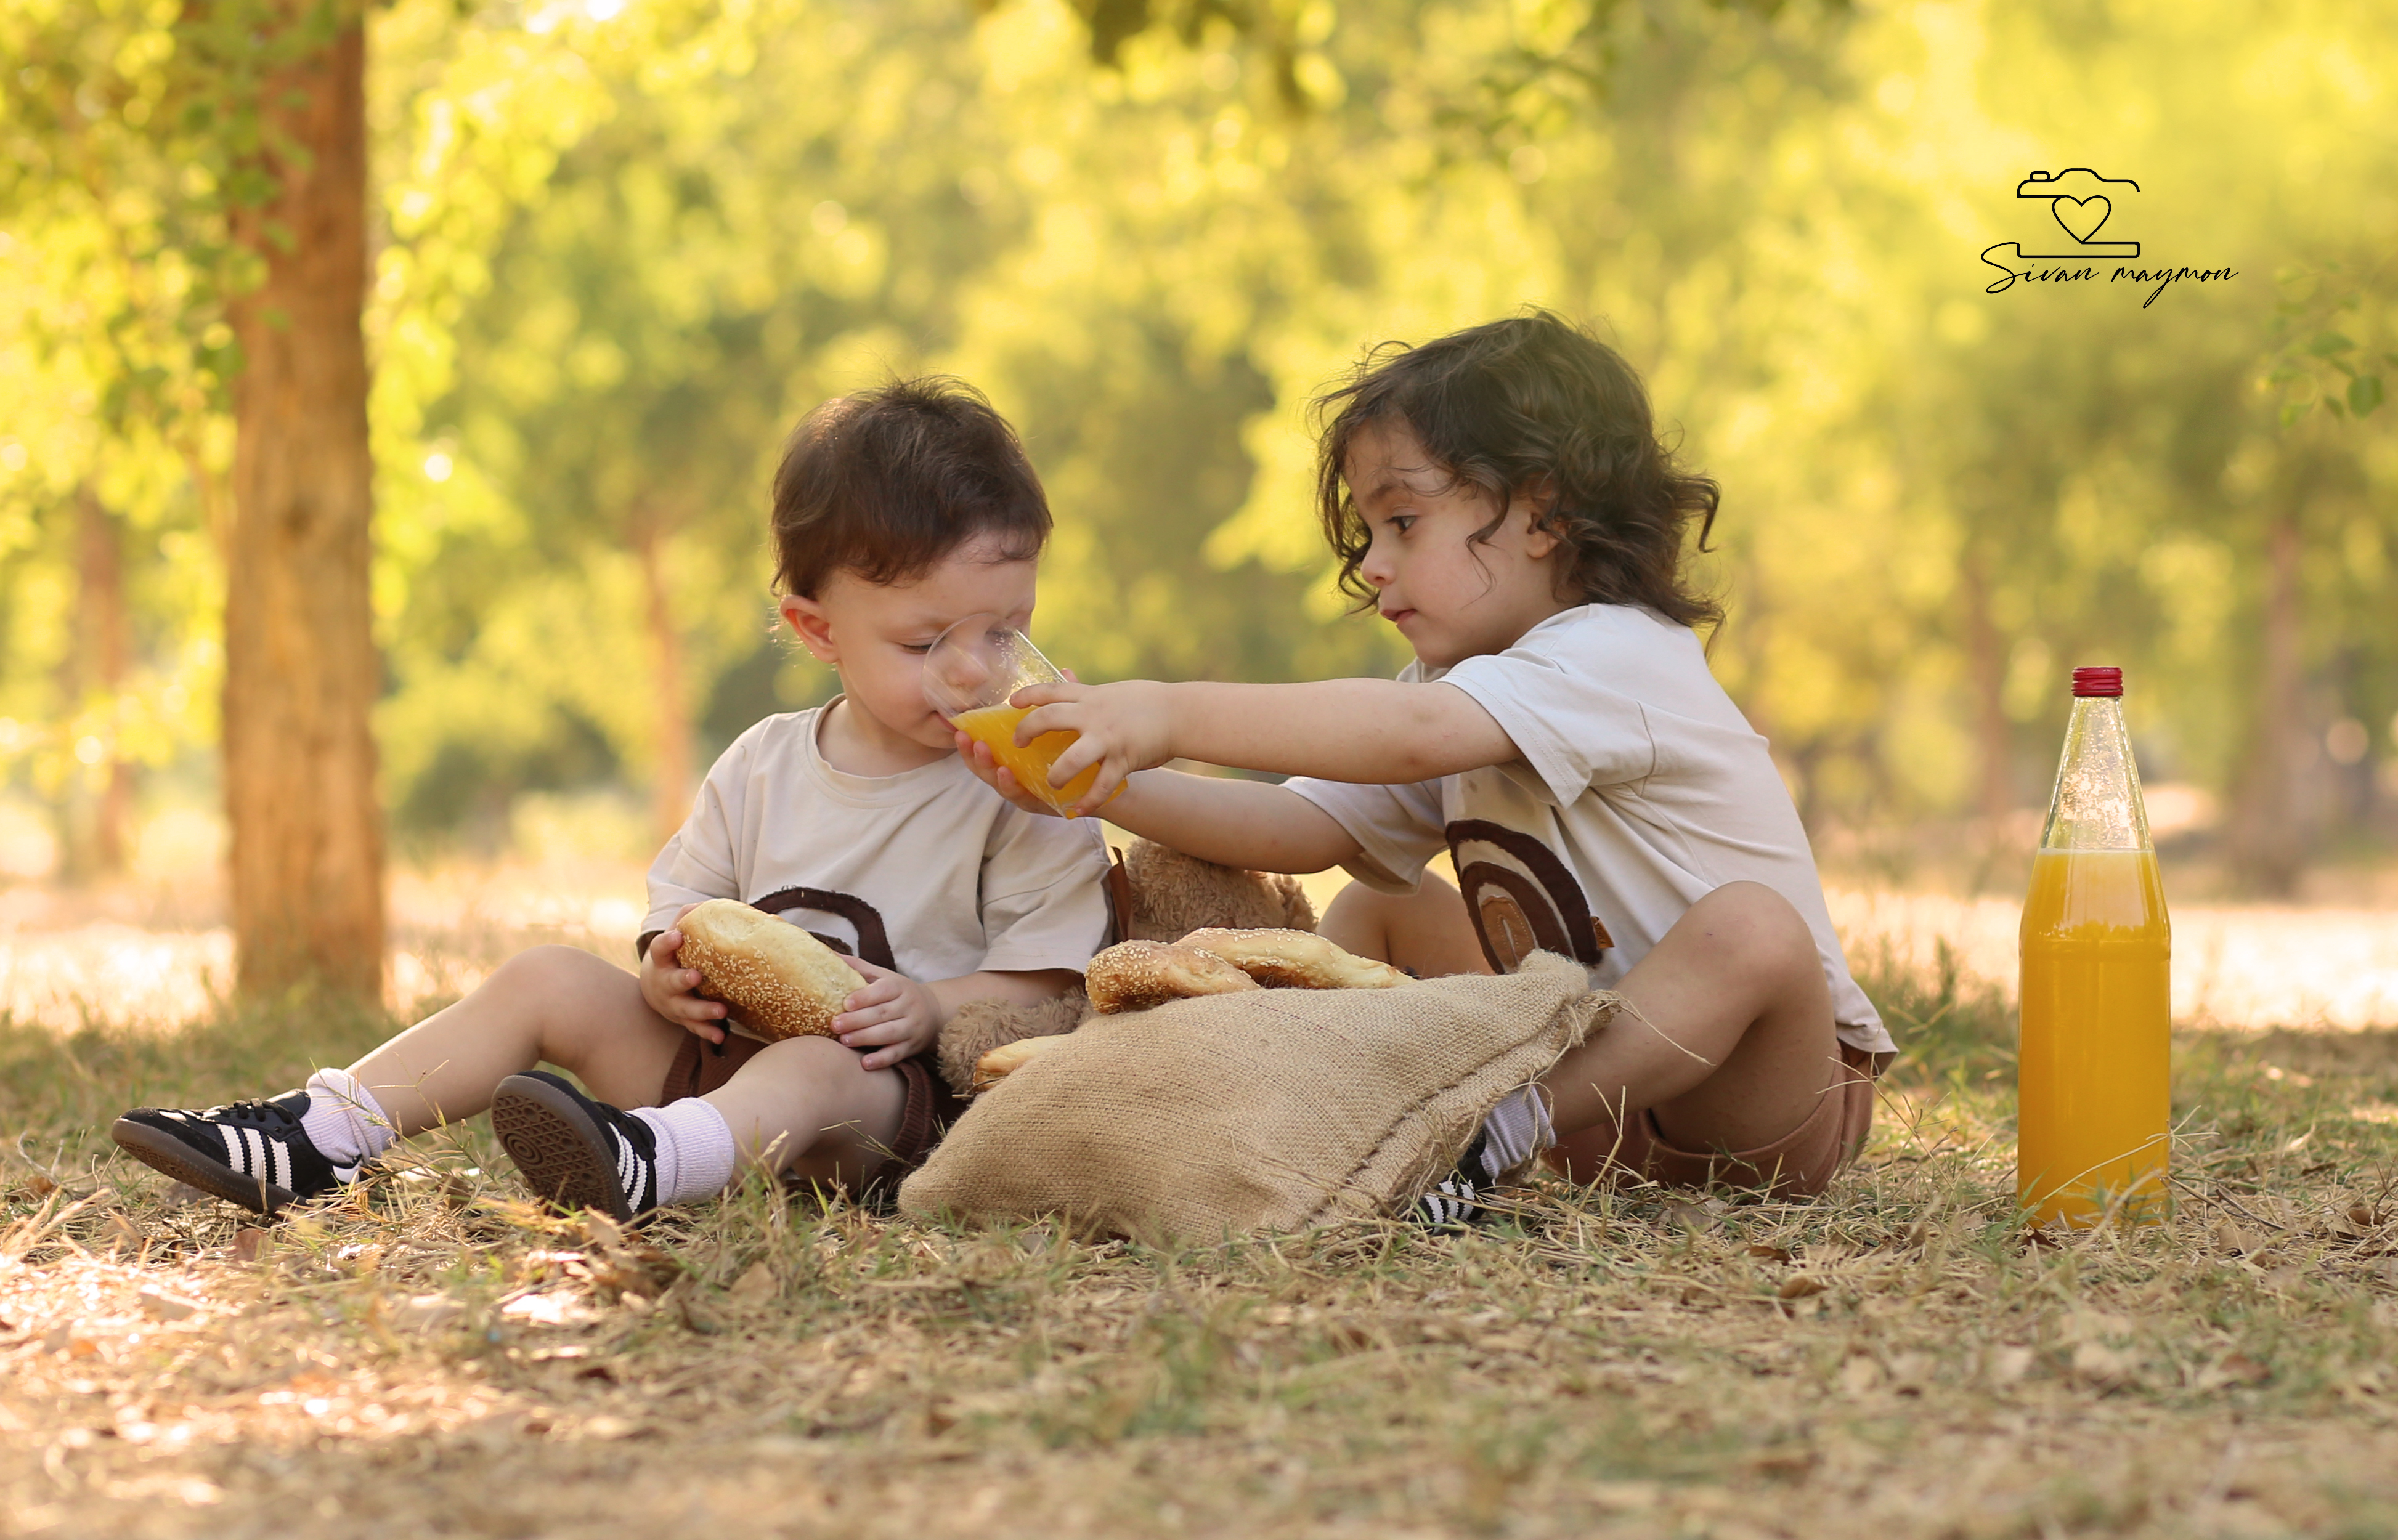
675, 898, 865, 1041
1180, 928, 1410, 991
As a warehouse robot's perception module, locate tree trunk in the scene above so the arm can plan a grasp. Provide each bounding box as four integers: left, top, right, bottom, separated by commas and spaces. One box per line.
67, 482, 136, 877
223, 11, 384, 997
2227, 490, 2308, 896
1959, 546, 2012, 823
633, 521, 693, 850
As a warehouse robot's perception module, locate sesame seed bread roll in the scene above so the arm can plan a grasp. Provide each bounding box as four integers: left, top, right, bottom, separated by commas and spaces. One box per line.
675, 899, 866, 1042
1179, 927, 1411, 991
1085, 939, 1262, 1014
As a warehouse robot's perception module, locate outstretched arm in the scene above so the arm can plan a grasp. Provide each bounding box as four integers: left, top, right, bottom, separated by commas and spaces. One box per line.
993, 678, 1516, 818
956, 731, 1364, 873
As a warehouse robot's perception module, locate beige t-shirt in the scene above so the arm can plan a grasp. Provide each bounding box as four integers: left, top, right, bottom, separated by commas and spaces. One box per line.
642, 703, 1112, 983
1285, 605, 1893, 1059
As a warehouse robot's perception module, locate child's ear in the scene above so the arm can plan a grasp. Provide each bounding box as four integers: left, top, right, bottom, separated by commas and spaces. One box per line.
779, 593, 839, 664
1514, 476, 1563, 559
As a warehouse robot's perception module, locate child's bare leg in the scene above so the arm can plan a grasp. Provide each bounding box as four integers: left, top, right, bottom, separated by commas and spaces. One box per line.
1542, 881, 1837, 1175
346, 946, 686, 1135
696, 1036, 908, 1190
1319, 876, 1494, 978
113, 946, 691, 1217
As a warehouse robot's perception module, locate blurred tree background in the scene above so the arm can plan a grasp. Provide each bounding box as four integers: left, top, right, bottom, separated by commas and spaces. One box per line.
2, 0, 2394, 931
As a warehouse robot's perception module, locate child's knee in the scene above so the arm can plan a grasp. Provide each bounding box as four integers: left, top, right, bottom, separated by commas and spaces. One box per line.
490, 944, 619, 995
1320, 882, 1408, 961
1321, 875, 1460, 933
1319, 881, 1387, 936
1689, 882, 1815, 975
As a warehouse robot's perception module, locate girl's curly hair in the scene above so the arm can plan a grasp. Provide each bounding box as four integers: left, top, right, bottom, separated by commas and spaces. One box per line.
1314, 310, 1721, 630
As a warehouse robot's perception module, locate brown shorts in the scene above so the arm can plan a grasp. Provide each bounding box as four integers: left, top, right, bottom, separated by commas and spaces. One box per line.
659, 1032, 965, 1203
1550, 1042, 1881, 1199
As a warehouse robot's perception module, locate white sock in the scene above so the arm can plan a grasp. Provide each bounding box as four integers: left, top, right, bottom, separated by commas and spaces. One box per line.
301, 1068, 395, 1170
1476, 1085, 1555, 1182
632, 1098, 739, 1206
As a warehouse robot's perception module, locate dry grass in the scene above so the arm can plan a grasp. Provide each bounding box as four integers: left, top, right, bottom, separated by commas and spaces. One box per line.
4, 930, 2398, 1536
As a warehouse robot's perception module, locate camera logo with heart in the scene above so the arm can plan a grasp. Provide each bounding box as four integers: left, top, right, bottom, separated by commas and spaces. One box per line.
1980, 169, 2238, 306
2010, 168, 2141, 258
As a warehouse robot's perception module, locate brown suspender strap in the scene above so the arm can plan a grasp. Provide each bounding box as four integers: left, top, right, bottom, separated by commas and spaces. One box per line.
1104, 846, 1136, 946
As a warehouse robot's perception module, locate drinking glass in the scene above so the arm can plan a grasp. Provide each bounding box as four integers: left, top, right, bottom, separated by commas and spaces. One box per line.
924, 614, 1115, 816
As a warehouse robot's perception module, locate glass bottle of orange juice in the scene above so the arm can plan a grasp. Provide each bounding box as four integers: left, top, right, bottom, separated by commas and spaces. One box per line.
2017, 665, 2171, 1227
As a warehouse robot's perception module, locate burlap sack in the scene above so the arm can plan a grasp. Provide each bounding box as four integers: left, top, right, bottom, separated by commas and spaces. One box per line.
899, 952, 1619, 1243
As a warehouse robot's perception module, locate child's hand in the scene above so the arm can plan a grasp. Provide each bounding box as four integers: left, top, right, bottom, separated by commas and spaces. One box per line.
954, 731, 1065, 818
832, 958, 942, 1071
1007, 679, 1173, 817
640, 904, 732, 1044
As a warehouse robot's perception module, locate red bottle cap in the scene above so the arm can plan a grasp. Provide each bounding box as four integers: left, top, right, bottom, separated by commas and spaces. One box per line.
2072, 666, 2123, 698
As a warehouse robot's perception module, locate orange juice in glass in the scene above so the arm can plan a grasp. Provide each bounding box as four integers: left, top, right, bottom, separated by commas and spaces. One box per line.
2017, 665, 2171, 1227
925, 615, 1118, 817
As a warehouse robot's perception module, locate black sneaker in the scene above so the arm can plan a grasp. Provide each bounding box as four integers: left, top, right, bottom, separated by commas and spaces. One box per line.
1410, 1127, 1496, 1230
112, 1090, 357, 1216
490, 1072, 659, 1223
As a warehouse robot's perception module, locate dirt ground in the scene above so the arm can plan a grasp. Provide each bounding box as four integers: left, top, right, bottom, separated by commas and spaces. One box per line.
3, 859, 2396, 1538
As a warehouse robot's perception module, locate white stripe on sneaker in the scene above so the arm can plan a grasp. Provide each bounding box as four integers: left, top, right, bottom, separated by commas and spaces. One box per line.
614, 1133, 641, 1212
242, 1125, 267, 1177
217, 1122, 246, 1172
269, 1137, 292, 1193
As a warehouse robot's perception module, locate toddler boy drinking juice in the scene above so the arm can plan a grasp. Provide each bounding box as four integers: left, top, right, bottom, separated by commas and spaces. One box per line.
115, 378, 1110, 1221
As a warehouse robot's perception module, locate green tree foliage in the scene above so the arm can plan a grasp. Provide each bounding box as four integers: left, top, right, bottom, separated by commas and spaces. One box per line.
0, 0, 240, 868
4, 0, 2394, 890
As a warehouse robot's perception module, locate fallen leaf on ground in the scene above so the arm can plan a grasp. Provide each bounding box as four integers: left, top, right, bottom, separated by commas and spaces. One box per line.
392, 1295, 466, 1332
137, 1289, 197, 1322
1589, 1481, 1662, 1512
501, 1291, 598, 1328
729, 1260, 778, 1305
1985, 1346, 2036, 1385
1746, 1446, 1817, 1478
677, 1286, 726, 1335
2070, 1341, 2135, 1388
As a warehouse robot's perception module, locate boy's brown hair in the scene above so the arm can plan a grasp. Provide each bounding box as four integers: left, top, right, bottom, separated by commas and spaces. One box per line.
1314, 310, 1722, 630
771, 377, 1050, 596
